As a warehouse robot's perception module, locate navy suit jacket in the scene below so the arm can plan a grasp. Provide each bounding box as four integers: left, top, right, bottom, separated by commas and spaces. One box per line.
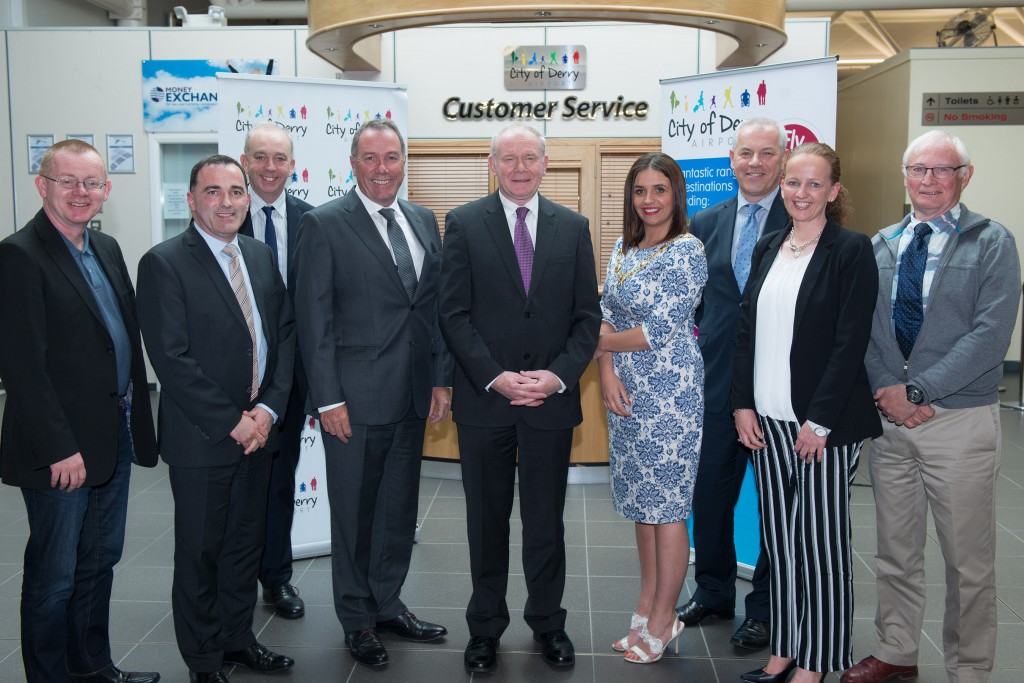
294, 190, 453, 425
731, 219, 882, 446
0, 209, 158, 489
136, 223, 295, 467
439, 191, 601, 430
690, 193, 788, 413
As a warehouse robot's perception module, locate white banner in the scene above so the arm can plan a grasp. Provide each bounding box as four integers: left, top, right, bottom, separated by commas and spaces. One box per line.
216, 73, 409, 207
292, 417, 331, 560
661, 57, 838, 215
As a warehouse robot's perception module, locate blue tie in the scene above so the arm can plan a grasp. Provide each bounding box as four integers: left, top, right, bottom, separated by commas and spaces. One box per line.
262, 205, 279, 266
733, 203, 761, 292
894, 223, 932, 360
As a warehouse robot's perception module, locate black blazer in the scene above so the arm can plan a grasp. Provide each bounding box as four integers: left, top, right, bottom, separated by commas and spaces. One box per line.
293, 190, 453, 425
439, 191, 601, 430
241, 192, 313, 401
0, 209, 158, 489
731, 219, 881, 446
136, 223, 295, 467
690, 192, 788, 414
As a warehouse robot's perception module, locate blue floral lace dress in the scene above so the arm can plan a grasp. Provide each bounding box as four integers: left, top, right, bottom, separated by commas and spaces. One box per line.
600, 234, 708, 524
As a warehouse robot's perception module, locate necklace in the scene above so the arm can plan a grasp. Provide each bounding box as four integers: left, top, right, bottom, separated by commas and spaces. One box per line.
613, 235, 685, 286
787, 226, 825, 259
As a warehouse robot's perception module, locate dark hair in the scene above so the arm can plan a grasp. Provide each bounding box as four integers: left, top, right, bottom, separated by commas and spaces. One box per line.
350, 118, 406, 157
783, 142, 851, 225
189, 155, 247, 192
621, 152, 688, 250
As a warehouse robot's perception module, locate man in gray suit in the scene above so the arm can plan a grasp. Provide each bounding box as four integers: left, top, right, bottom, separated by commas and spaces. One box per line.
294, 119, 453, 667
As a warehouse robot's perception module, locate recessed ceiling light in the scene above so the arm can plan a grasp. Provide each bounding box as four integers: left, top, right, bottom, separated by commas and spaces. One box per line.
368, 23, 384, 29
535, 11, 552, 17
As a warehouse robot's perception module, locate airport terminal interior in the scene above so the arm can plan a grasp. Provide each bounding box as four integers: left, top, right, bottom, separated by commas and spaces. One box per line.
0, 387, 1022, 682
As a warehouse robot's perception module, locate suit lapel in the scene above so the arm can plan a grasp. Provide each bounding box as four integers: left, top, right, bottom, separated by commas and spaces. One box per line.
90, 236, 134, 326
34, 217, 106, 328
285, 195, 301, 271
239, 237, 274, 342
530, 195, 560, 300
344, 191, 409, 299
399, 199, 439, 303
793, 221, 837, 328
713, 197, 742, 293
483, 192, 528, 299
185, 224, 248, 332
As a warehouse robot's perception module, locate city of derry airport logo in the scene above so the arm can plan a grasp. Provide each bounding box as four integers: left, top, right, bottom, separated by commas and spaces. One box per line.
504, 45, 587, 90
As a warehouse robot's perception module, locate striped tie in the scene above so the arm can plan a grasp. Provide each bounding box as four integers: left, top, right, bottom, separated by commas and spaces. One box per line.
223, 244, 259, 401
379, 207, 418, 300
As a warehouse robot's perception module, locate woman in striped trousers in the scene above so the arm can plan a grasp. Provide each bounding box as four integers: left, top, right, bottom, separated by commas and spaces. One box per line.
731, 143, 881, 683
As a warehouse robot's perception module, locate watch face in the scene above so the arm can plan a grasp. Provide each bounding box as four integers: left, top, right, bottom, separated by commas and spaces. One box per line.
907, 386, 924, 405
813, 426, 828, 437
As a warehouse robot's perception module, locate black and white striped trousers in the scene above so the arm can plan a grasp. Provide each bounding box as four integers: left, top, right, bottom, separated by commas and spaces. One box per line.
753, 414, 862, 673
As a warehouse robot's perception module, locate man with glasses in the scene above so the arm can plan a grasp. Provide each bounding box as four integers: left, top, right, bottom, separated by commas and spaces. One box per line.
294, 119, 453, 666
0, 140, 161, 682
843, 130, 1019, 683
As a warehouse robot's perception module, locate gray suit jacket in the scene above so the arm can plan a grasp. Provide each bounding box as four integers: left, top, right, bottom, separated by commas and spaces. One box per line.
294, 190, 453, 425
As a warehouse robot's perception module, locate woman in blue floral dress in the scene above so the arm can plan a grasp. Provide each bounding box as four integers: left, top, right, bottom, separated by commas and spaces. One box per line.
595, 152, 707, 664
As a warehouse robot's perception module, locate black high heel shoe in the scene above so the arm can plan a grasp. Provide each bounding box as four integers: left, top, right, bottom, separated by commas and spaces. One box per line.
739, 658, 797, 683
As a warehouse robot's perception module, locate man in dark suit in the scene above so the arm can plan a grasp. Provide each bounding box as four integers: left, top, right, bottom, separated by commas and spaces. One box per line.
439, 123, 601, 673
294, 119, 453, 667
238, 123, 314, 620
136, 155, 296, 683
0, 140, 161, 683
678, 117, 788, 650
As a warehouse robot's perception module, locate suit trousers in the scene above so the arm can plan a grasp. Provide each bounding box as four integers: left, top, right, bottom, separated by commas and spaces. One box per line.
690, 406, 770, 620
458, 421, 572, 639
20, 405, 131, 682
259, 384, 305, 588
168, 452, 270, 672
754, 415, 861, 673
869, 404, 1000, 683
324, 404, 424, 631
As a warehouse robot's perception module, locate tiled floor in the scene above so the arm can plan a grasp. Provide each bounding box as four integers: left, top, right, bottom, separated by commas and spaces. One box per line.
1, 384, 1024, 682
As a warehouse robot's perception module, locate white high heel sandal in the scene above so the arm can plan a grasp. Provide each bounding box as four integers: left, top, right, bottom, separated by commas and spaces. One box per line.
611, 613, 647, 652
625, 618, 684, 664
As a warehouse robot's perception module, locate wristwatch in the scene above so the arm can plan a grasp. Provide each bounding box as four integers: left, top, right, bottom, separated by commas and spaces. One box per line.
906, 384, 925, 405
808, 421, 830, 437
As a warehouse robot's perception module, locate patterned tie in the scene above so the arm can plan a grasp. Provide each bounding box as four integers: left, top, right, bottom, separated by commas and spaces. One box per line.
894, 223, 932, 360
379, 208, 418, 300
514, 206, 534, 292
222, 244, 259, 401
261, 205, 278, 266
733, 203, 761, 292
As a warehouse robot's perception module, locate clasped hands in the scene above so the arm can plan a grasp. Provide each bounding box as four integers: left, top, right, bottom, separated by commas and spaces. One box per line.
492, 370, 560, 407
874, 384, 935, 428
230, 406, 274, 454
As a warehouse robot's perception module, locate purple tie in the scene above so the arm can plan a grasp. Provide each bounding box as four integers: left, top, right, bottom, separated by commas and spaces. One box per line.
514, 206, 534, 292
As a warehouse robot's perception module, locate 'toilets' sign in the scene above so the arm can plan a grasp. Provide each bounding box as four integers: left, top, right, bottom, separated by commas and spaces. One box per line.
505, 45, 586, 90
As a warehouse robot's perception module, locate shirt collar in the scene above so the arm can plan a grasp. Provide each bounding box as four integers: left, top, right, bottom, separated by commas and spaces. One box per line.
738, 186, 780, 214
354, 185, 402, 219
497, 191, 539, 218
58, 228, 91, 257
249, 191, 286, 216
193, 221, 240, 256
910, 203, 961, 236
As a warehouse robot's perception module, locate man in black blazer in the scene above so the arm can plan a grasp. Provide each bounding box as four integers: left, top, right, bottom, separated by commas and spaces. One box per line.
439, 123, 601, 673
137, 155, 296, 683
238, 123, 314, 620
294, 119, 453, 667
678, 118, 789, 650
0, 140, 160, 683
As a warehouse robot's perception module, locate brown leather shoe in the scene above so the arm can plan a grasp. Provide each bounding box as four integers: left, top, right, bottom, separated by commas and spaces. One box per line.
841, 656, 918, 683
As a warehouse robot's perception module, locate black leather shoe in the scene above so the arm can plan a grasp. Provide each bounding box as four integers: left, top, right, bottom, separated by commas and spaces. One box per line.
534, 629, 575, 668
188, 673, 228, 683
72, 665, 160, 683
740, 659, 797, 683
346, 629, 389, 666
465, 635, 498, 672
264, 582, 305, 619
730, 617, 771, 650
676, 599, 735, 625
223, 641, 294, 672
376, 610, 447, 641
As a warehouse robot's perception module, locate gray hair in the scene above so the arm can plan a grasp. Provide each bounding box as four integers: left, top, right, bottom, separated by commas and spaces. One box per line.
350, 119, 406, 157
491, 122, 546, 157
903, 130, 971, 171
733, 117, 787, 152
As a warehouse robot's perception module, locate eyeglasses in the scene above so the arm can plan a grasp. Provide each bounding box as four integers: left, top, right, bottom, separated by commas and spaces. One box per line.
40, 175, 106, 192
902, 165, 965, 180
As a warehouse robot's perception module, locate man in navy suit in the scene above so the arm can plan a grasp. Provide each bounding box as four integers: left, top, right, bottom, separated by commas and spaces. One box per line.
440, 123, 601, 673
238, 124, 313, 620
0, 140, 161, 683
677, 118, 789, 650
137, 156, 296, 682
294, 119, 453, 667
